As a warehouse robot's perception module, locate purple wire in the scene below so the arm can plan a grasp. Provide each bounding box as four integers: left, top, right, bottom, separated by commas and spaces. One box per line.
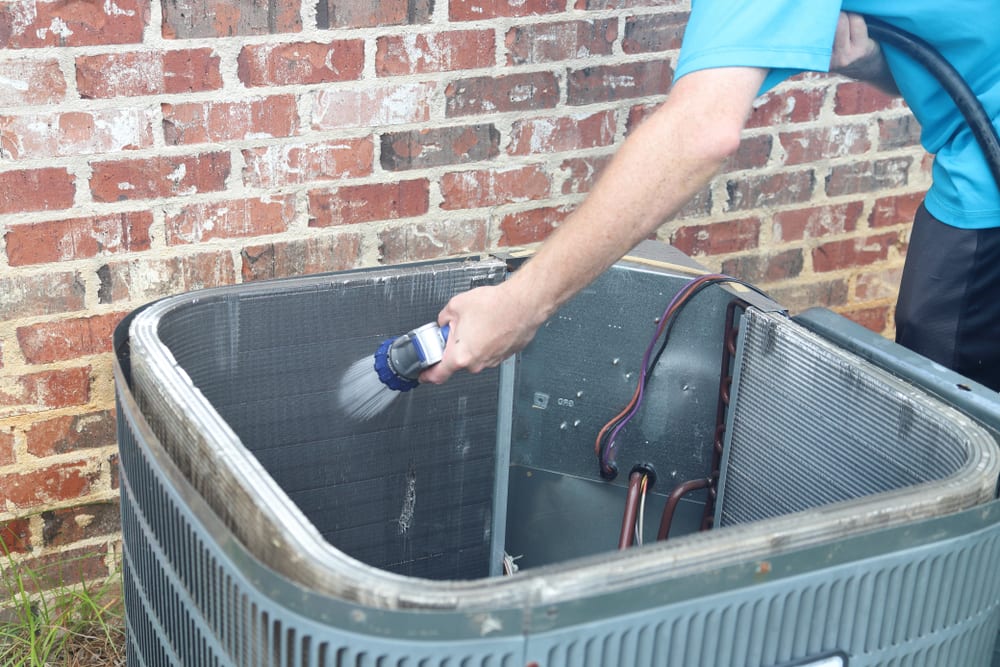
600, 274, 724, 472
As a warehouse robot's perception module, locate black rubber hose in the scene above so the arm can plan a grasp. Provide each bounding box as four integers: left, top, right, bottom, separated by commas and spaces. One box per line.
865, 17, 1000, 192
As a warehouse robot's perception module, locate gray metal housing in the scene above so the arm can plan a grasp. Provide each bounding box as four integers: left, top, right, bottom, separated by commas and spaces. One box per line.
117, 241, 1000, 666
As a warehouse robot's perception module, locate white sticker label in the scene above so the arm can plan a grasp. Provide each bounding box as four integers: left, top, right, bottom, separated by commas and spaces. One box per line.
787, 656, 846, 667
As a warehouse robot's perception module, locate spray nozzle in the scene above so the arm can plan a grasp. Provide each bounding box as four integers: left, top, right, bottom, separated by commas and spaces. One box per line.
374, 322, 450, 392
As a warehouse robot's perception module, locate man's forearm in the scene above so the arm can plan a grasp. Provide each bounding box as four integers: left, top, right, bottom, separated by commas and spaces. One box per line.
420, 67, 767, 384
506, 67, 767, 325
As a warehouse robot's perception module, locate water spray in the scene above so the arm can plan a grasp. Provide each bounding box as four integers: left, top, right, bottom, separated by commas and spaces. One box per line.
337, 322, 449, 420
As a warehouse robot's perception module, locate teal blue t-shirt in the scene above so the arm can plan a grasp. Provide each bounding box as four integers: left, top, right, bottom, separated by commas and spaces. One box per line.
674, 0, 1000, 229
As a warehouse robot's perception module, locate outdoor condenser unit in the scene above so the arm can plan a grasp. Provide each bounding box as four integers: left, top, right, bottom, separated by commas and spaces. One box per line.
115, 241, 1000, 667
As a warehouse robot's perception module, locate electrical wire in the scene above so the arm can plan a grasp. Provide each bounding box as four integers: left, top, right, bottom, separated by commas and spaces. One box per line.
618, 471, 646, 550
636, 474, 649, 545
595, 273, 772, 479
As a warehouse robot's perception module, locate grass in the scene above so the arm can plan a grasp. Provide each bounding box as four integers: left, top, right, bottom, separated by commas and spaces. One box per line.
0, 548, 125, 667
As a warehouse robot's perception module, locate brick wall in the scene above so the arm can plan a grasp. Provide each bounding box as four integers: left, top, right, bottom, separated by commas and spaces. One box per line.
0, 0, 927, 578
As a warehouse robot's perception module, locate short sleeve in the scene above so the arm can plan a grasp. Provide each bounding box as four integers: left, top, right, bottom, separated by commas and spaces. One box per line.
675, 1, 843, 92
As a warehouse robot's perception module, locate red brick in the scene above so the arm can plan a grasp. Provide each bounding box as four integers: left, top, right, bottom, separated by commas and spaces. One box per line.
90, 153, 229, 203
825, 157, 913, 196
0, 168, 75, 215
309, 180, 429, 227
378, 30, 494, 75
0, 368, 92, 416
446, 72, 559, 117
772, 202, 864, 243
0, 58, 66, 105
506, 20, 616, 65
450, 0, 562, 21
508, 110, 616, 156
163, 95, 299, 145
380, 124, 500, 171
869, 192, 924, 228
441, 165, 550, 210
319, 0, 431, 28
567, 60, 673, 106
96, 252, 235, 304
242, 138, 373, 188
622, 12, 685, 53
162, 0, 300, 38
312, 83, 435, 130
165, 196, 295, 244
10, 546, 109, 593
726, 170, 816, 211
17, 314, 124, 365
677, 187, 713, 220
746, 88, 826, 129
42, 501, 120, 547
840, 304, 892, 334
779, 124, 871, 165
241, 233, 363, 281
77, 49, 222, 98
671, 218, 761, 257
238, 40, 364, 87
5, 212, 153, 266
878, 114, 921, 150
726, 134, 773, 171
0, 430, 13, 466
768, 279, 850, 313
498, 206, 572, 246
559, 155, 612, 194
834, 81, 905, 115
0, 272, 85, 321
812, 231, 902, 273
0, 519, 31, 554
378, 219, 487, 263
855, 268, 904, 302
625, 102, 660, 135
0, 109, 156, 159
0, 0, 147, 48
920, 152, 934, 178
25, 409, 117, 457
578, 0, 686, 9
721, 249, 804, 283
108, 453, 119, 490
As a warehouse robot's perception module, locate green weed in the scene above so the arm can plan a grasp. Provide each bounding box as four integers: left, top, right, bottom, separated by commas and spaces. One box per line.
0, 545, 125, 667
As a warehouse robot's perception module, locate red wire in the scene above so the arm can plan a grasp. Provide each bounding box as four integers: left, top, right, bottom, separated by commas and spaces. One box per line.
618, 471, 645, 549
594, 275, 721, 467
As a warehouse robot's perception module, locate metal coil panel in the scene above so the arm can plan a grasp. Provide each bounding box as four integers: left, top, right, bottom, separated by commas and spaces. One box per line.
717, 308, 993, 526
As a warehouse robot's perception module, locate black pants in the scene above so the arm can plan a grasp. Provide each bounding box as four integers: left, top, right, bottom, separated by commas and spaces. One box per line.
896, 204, 1000, 391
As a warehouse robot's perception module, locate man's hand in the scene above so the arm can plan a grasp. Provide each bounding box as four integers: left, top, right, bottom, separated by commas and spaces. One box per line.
419, 281, 543, 384
830, 12, 900, 95
830, 12, 879, 71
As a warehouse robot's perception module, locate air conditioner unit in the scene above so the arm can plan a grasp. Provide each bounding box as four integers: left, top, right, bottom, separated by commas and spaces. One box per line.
115, 241, 1000, 667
